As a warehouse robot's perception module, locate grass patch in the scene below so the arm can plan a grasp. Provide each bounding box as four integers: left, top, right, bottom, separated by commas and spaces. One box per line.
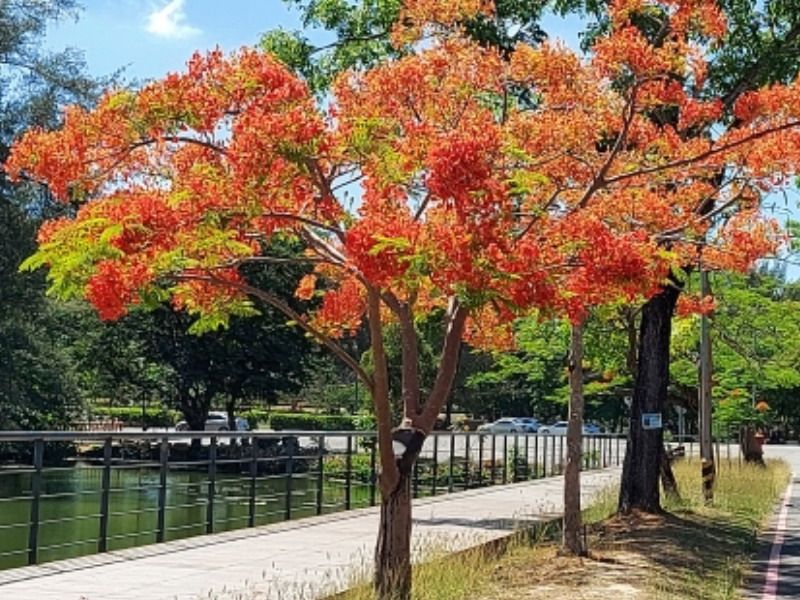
476, 458, 790, 600
222, 459, 788, 600
340, 458, 787, 600
333, 544, 498, 600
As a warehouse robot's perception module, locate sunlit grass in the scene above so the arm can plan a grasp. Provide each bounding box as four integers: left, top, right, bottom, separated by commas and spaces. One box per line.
221, 458, 789, 600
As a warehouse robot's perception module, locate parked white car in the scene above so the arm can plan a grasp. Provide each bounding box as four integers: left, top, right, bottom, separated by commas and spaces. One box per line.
538, 421, 569, 435
513, 417, 540, 433
477, 418, 522, 434
538, 421, 601, 435
583, 422, 603, 435
175, 411, 250, 432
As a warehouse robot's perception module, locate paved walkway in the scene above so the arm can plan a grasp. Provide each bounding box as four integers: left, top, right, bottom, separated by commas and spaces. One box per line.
746, 445, 800, 599
0, 468, 619, 600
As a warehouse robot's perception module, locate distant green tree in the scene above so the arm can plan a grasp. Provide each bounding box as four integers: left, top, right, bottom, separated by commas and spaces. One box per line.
263, 0, 549, 94
671, 272, 800, 436
0, 0, 106, 429
80, 260, 315, 431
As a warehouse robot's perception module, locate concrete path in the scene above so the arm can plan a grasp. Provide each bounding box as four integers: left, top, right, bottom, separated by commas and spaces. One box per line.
746, 445, 800, 600
0, 468, 619, 600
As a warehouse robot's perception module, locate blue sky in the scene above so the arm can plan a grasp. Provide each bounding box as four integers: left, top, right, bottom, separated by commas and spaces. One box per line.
45, 1, 310, 81
45, 0, 586, 82
43, 1, 798, 278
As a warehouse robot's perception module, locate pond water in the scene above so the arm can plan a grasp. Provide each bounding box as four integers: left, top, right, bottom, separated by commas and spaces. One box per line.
0, 464, 371, 570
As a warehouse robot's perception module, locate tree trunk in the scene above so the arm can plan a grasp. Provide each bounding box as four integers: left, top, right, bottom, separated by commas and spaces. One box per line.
225, 398, 237, 431
375, 469, 413, 600
374, 427, 426, 600
619, 281, 680, 514
660, 450, 680, 501
180, 390, 209, 458
740, 426, 765, 465
563, 321, 587, 555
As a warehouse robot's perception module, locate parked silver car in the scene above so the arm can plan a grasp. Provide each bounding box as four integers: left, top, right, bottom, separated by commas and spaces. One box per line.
175, 411, 250, 432
513, 418, 540, 433
538, 421, 600, 435
477, 418, 522, 434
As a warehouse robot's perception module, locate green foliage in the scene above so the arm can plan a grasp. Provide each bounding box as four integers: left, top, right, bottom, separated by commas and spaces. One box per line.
89, 406, 180, 428
671, 272, 800, 434
270, 412, 358, 431
714, 392, 768, 432
0, 1, 107, 430
458, 308, 635, 429
279, 354, 365, 415
264, 0, 549, 95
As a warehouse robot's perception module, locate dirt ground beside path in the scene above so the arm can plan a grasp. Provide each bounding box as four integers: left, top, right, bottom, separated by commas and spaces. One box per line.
479, 508, 773, 600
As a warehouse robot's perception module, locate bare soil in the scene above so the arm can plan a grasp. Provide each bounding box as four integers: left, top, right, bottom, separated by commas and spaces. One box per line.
478, 510, 755, 599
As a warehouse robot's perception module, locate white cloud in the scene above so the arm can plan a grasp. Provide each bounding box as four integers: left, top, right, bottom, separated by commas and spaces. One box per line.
145, 0, 201, 40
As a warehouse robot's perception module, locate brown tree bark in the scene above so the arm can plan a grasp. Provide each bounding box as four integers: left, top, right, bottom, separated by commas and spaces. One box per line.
375, 469, 413, 600
370, 295, 467, 600
618, 279, 681, 514
563, 320, 587, 555
740, 426, 765, 465
660, 450, 680, 501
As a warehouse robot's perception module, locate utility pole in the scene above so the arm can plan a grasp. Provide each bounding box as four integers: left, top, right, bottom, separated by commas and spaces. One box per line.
699, 267, 715, 504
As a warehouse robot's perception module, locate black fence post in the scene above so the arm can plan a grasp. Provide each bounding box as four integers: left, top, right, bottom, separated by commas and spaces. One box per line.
464, 433, 471, 490
502, 435, 508, 484
27, 438, 44, 565
157, 436, 169, 541
524, 435, 530, 479
369, 436, 377, 507
448, 434, 455, 493
98, 437, 112, 553
477, 434, 484, 487
285, 439, 294, 520
543, 436, 549, 477
316, 434, 325, 516
490, 434, 497, 484
558, 435, 564, 474
513, 435, 520, 482
248, 435, 258, 528
345, 435, 353, 510
533, 435, 539, 478
616, 436, 621, 466
431, 435, 439, 496
206, 436, 217, 534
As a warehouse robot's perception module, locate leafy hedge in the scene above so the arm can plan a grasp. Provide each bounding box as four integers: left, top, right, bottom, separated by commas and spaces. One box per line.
270, 413, 357, 431
88, 406, 365, 431
90, 406, 180, 428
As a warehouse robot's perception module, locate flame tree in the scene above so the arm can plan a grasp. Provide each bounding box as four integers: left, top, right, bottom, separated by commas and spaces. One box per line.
8, 0, 800, 596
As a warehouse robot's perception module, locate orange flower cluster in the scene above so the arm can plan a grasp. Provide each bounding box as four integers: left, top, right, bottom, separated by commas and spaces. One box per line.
6, 0, 800, 346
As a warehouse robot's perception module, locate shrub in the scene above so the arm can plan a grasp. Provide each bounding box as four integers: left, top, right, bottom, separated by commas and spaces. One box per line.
270, 413, 356, 431
90, 406, 179, 428
240, 409, 270, 430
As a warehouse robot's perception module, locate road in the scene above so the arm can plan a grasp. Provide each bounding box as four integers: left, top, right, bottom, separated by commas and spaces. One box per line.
748, 444, 800, 599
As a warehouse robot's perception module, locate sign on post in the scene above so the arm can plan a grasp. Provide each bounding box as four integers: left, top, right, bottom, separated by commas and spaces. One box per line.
642, 413, 662, 430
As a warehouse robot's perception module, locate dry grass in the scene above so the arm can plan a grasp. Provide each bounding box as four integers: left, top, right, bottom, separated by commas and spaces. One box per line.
474, 458, 790, 600
221, 458, 788, 600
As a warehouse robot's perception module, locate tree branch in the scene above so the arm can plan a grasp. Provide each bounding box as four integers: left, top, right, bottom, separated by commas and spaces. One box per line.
383, 292, 422, 419
603, 120, 800, 187
417, 299, 468, 432
175, 272, 373, 392
260, 211, 344, 238
577, 86, 638, 209
367, 288, 400, 497
720, 22, 800, 112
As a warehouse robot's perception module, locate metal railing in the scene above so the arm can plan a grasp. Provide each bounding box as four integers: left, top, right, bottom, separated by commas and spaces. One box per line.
0, 430, 623, 571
